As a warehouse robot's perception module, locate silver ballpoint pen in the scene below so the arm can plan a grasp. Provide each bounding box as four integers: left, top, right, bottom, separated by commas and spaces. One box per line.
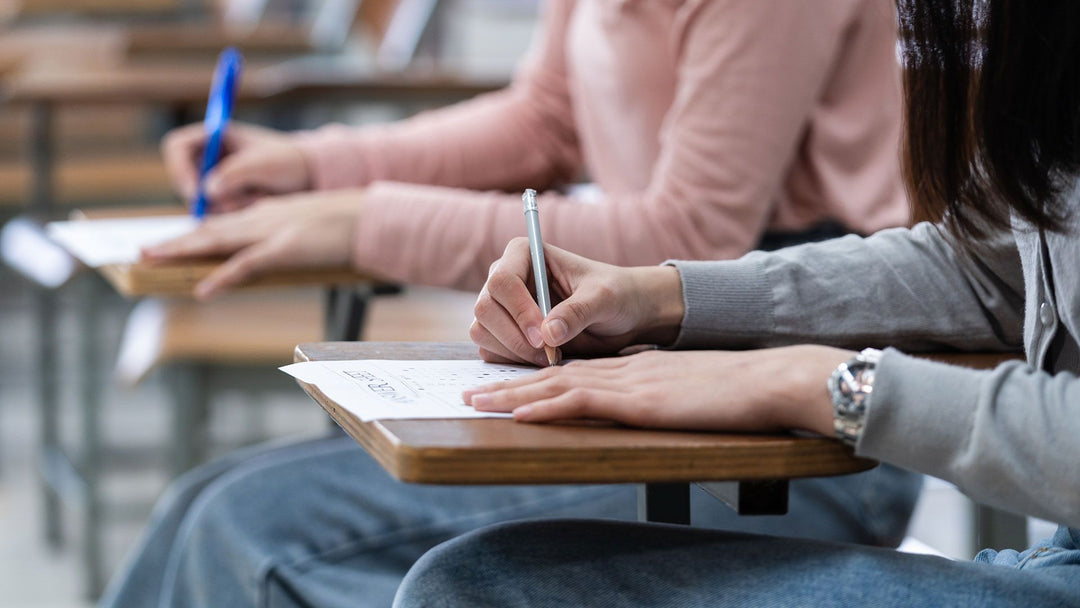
522, 189, 559, 366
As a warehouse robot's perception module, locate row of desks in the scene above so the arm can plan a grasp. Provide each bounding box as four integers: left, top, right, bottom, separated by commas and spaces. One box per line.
1, 60, 508, 106
62, 207, 1019, 523
0, 57, 505, 215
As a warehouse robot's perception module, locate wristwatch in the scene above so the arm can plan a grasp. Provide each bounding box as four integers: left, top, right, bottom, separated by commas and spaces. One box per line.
827, 348, 882, 447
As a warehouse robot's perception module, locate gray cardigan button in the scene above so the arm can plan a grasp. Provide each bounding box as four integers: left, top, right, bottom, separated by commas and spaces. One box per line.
1039, 301, 1056, 326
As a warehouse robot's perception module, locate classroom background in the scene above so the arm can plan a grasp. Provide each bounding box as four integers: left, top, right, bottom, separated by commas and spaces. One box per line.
0, 1, 1052, 605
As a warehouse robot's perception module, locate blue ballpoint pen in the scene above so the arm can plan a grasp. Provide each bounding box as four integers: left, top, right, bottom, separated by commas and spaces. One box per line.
192, 47, 243, 220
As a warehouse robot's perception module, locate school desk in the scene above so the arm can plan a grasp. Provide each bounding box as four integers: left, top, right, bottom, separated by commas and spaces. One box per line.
12, 204, 370, 597
293, 342, 1026, 526
0, 61, 505, 216
124, 23, 317, 61
295, 341, 872, 524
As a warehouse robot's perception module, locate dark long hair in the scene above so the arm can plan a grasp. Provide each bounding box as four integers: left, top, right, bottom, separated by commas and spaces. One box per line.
898, 0, 1080, 237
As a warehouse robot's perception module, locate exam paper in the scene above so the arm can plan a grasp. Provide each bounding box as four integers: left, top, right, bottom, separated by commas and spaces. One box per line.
281, 360, 537, 421
47, 215, 198, 267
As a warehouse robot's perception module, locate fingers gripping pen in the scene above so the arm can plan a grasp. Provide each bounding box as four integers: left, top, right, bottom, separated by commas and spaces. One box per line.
522, 189, 559, 366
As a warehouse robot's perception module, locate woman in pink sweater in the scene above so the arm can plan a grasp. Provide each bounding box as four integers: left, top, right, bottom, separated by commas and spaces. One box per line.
103, 2, 920, 607
149, 0, 906, 295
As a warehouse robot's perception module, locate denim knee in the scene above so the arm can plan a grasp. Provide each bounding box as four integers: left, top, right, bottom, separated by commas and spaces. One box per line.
394, 521, 542, 608
162, 467, 289, 607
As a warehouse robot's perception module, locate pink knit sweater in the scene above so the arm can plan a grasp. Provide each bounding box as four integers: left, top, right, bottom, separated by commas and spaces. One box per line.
296, 0, 908, 290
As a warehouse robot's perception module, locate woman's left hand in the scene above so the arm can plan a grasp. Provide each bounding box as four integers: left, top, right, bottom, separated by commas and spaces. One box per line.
141, 190, 365, 299
466, 346, 854, 436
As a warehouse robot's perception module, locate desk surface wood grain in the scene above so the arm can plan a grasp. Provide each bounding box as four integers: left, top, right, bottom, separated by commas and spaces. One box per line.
293, 341, 879, 485
2, 61, 506, 106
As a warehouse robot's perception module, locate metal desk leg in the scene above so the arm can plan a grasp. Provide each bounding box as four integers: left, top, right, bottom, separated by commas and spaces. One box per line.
638, 483, 691, 525
974, 504, 1028, 550
78, 274, 106, 598
324, 284, 375, 342
698, 480, 789, 516
29, 101, 55, 216
29, 101, 61, 546
36, 284, 62, 547
166, 363, 210, 476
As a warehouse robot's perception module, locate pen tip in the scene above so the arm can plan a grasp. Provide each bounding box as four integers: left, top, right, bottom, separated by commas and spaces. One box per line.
544, 345, 559, 367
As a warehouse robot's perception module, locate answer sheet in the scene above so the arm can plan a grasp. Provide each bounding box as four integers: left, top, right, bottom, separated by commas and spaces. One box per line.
47, 215, 198, 267
280, 360, 538, 421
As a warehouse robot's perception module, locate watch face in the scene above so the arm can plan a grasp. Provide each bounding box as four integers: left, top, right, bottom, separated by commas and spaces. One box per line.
836, 362, 874, 417
831, 350, 880, 446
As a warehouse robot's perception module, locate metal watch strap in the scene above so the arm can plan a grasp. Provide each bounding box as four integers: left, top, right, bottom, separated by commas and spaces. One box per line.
827, 348, 882, 447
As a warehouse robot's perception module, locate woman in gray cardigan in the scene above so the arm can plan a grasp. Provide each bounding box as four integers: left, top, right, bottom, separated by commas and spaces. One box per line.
395, 1, 1080, 605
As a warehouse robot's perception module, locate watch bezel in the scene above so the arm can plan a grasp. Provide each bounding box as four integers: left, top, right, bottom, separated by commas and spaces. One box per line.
828, 348, 882, 446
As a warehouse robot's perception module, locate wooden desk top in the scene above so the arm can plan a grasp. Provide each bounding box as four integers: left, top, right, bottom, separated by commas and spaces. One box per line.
16, 0, 181, 15
125, 24, 316, 59
1, 57, 505, 106
74, 206, 366, 298
293, 341, 878, 485
258, 59, 507, 103
2, 64, 275, 105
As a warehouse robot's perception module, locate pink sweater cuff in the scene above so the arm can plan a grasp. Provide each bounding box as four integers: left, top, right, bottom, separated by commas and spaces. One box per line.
293, 124, 372, 191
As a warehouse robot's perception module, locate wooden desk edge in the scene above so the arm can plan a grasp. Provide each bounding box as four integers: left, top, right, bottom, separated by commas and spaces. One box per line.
291, 342, 878, 486
297, 376, 877, 485
290, 344, 1024, 486
99, 262, 366, 298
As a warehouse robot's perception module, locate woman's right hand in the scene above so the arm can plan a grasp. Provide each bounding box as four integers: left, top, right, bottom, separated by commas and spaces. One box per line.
472, 238, 686, 366
161, 122, 312, 212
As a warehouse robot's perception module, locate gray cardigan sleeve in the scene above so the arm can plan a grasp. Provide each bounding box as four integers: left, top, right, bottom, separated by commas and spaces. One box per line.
865, 351, 1080, 529
668, 223, 1080, 528
668, 222, 1025, 352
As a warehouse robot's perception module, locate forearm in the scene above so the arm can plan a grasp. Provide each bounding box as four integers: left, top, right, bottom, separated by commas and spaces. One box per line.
668, 223, 1026, 352
350, 181, 774, 291
294, 85, 580, 193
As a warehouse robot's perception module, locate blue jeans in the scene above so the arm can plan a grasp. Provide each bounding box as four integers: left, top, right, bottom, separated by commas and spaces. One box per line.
99, 434, 921, 608
395, 521, 1080, 607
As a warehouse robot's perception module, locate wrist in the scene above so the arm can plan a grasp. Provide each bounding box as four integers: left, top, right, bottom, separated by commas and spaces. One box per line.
287, 141, 316, 192
632, 266, 685, 346
773, 345, 855, 437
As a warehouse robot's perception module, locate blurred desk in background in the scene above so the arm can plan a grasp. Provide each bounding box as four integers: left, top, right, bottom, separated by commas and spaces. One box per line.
9, 204, 372, 597
124, 23, 320, 61
260, 56, 506, 104
14, 0, 186, 17
0, 59, 506, 214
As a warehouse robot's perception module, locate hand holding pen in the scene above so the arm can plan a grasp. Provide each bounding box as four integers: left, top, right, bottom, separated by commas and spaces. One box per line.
467, 191, 685, 367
